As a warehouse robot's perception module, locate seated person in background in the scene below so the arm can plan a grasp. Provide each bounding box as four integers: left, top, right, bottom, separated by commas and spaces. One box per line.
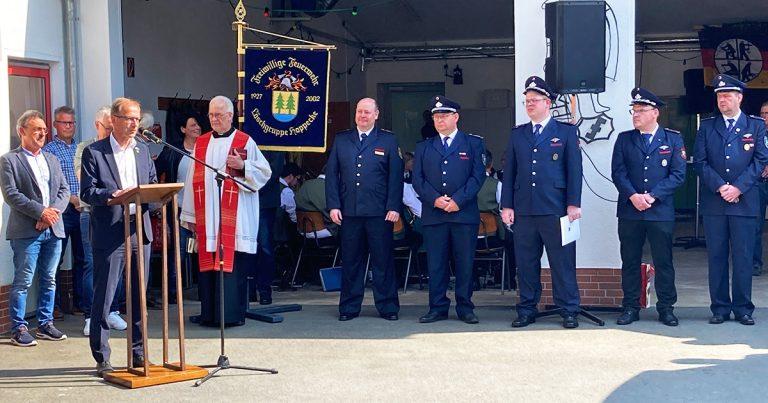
294, 170, 337, 238
280, 162, 302, 224
477, 150, 516, 289
403, 150, 422, 220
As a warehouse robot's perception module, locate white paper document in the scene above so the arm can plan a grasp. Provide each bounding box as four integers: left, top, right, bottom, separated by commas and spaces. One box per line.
560, 216, 581, 246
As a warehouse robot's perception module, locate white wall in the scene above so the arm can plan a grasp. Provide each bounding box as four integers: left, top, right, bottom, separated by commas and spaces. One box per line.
0, 0, 69, 286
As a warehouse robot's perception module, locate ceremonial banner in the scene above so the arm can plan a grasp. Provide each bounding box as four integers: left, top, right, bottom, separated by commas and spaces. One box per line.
243, 48, 331, 152
699, 23, 768, 88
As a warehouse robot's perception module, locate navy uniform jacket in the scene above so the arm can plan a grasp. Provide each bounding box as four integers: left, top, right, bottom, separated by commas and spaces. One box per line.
694, 114, 768, 217
611, 128, 687, 221
412, 131, 486, 226
325, 127, 403, 217
500, 120, 582, 215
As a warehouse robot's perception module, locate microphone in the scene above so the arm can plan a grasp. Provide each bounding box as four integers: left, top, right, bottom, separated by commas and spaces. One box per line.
137, 128, 162, 144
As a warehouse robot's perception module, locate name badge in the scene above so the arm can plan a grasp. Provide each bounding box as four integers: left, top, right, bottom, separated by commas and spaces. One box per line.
374, 148, 385, 156
459, 151, 469, 160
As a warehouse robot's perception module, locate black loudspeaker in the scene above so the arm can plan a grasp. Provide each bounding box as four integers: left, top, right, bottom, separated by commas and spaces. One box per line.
683, 68, 714, 114
545, 1, 606, 94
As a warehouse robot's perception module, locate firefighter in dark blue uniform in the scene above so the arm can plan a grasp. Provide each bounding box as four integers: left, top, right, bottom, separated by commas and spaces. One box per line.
413, 96, 486, 324
326, 98, 403, 321
611, 88, 686, 326
694, 74, 768, 326
501, 76, 583, 329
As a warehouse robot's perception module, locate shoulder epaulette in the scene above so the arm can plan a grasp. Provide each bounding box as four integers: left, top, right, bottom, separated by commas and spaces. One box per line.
700, 116, 715, 121
665, 128, 681, 134
749, 115, 764, 121
379, 128, 394, 135
556, 119, 576, 126
512, 123, 525, 130
468, 133, 484, 139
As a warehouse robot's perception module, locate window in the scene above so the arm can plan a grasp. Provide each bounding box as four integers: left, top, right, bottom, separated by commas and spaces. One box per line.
8, 62, 52, 149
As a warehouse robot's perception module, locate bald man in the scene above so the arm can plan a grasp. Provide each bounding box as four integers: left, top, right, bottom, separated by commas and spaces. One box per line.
326, 98, 403, 321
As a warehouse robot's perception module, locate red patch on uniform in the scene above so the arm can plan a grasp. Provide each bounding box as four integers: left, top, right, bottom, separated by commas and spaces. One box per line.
681, 147, 687, 160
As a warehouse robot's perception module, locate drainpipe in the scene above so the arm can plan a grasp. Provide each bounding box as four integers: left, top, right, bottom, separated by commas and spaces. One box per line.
62, 0, 80, 140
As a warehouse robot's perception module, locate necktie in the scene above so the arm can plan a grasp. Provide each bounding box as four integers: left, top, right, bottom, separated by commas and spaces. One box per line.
533, 124, 542, 137
643, 133, 652, 145
360, 132, 368, 143
726, 118, 736, 133
442, 136, 450, 152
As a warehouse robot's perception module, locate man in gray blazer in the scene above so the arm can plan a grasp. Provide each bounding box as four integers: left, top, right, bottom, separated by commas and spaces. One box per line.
0, 110, 70, 347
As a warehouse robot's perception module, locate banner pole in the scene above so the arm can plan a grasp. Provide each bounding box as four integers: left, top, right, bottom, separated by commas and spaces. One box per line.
233, 1, 247, 131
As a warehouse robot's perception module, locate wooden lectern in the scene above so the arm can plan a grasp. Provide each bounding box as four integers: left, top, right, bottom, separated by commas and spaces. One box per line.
104, 183, 207, 388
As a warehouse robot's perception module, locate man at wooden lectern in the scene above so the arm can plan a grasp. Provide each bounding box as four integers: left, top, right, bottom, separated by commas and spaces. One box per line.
81, 97, 158, 377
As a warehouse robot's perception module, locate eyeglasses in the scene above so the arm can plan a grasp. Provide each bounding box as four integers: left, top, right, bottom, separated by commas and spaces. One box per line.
24, 126, 48, 135
97, 121, 114, 132
629, 108, 655, 116
208, 112, 231, 120
522, 98, 548, 106
113, 115, 141, 124
54, 120, 76, 126
432, 113, 456, 121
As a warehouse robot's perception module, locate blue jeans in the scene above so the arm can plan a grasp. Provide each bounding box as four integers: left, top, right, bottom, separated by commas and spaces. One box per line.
9, 230, 62, 331
81, 211, 121, 318
58, 205, 85, 310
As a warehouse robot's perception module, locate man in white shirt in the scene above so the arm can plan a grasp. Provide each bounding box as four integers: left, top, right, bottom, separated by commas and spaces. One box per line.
81, 98, 158, 377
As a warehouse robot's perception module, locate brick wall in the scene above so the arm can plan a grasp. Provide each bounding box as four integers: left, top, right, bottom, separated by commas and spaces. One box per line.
0, 285, 10, 334
539, 268, 623, 308
0, 271, 75, 334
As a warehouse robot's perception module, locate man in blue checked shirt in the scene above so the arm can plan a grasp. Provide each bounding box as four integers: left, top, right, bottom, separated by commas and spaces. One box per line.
43, 106, 87, 317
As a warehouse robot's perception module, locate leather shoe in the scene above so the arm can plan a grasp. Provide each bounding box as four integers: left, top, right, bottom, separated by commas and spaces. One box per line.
96, 361, 114, 378
338, 313, 359, 321
709, 314, 728, 324
419, 312, 448, 323
380, 312, 398, 321
736, 314, 755, 325
658, 311, 679, 326
616, 309, 639, 325
259, 297, 273, 306
132, 355, 154, 368
511, 314, 536, 328
563, 314, 579, 329
458, 312, 479, 324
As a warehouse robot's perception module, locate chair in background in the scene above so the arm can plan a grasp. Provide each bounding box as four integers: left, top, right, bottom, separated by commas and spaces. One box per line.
290, 211, 340, 288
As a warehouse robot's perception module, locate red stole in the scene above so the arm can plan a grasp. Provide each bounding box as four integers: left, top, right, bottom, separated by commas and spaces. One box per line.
192, 130, 249, 272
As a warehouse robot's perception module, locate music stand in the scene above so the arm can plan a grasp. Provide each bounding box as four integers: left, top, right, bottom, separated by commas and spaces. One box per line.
103, 183, 208, 388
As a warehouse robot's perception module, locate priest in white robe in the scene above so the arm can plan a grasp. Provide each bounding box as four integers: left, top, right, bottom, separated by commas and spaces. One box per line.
181, 95, 272, 326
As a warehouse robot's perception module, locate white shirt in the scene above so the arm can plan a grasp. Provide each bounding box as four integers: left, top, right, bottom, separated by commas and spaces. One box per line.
403, 183, 422, 218
439, 128, 458, 148
641, 124, 661, 144
357, 126, 373, 142
22, 147, 51, 207
109, 134, 138, 214
531, 114, 552, 134
176, 149, 194, 204
279, 177, 297, 223
723, 110, 743, 128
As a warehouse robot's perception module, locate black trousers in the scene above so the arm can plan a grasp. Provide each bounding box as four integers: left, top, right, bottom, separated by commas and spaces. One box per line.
250, 207, 276, 299
514, 215, 580, 315
339, 216, 400, 315
89, 221, 150, 364
703, 215, 756, 317
617, 219, 677, 313
198, 251, 253, 326
423, 222, 476, 316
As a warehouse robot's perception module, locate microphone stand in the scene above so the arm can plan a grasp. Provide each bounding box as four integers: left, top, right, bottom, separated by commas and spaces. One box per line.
137, 131, 277, 386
